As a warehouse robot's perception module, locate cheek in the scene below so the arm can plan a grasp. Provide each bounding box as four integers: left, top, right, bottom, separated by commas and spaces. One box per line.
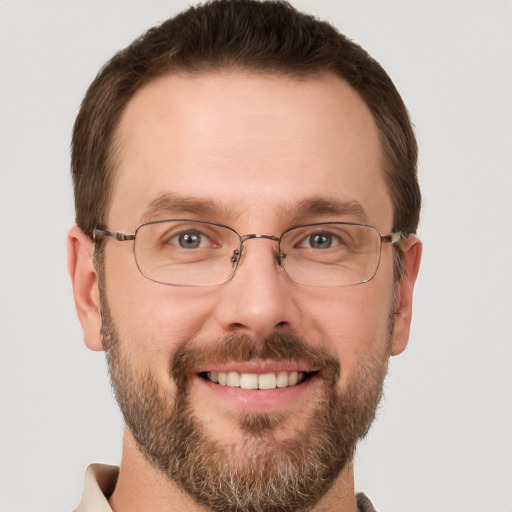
104, 251, 221, 369
305, 279, 394, 382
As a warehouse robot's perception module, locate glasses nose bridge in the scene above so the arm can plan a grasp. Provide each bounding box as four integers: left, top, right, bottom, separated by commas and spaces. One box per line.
232, 233, 282, 266
240, 233, 280, 244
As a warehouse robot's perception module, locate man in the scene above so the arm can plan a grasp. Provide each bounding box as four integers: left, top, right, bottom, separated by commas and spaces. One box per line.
68, 1, 422, 511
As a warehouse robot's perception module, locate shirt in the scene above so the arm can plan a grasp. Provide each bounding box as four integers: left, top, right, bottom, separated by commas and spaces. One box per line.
75, 463, 377, 512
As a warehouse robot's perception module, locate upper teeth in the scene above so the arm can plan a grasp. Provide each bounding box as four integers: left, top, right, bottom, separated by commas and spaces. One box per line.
207, 371, 304, 390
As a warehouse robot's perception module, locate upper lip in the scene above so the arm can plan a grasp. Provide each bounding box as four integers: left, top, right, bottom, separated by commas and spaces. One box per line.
195, 359, 317, 374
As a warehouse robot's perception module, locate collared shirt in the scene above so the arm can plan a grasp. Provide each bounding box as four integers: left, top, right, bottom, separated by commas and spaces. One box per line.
75, 463, 377, 512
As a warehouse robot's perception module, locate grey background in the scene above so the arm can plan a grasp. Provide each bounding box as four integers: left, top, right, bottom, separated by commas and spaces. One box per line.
1, 1, 511, 511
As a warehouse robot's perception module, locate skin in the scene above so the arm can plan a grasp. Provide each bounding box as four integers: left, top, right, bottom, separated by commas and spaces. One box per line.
68, 71, 422, 512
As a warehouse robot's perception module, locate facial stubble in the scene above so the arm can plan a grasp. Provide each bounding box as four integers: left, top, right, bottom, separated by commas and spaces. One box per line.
99, 282, 392, 512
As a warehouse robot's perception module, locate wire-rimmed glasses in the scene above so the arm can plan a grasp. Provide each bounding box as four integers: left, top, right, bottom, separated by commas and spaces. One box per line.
93, 219, 404, 287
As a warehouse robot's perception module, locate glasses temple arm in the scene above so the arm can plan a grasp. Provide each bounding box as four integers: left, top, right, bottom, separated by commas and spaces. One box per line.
93, 229, 135, 242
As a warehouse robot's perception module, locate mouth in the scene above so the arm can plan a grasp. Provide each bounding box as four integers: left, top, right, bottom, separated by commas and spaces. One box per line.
192, 359, 324, 411
198, 369, 318, 390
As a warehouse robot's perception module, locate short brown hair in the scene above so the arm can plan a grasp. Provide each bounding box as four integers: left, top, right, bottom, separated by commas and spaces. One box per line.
72, 0, 420, 245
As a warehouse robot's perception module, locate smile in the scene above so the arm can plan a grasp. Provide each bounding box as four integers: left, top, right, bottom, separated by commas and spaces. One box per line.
200, 370, 317, 389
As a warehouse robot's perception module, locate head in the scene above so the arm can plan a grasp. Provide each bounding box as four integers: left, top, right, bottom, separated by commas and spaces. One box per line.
68, 2, 422, 511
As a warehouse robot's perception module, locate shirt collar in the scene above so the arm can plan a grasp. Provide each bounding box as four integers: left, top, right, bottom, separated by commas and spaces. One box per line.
75, 464, 118, 512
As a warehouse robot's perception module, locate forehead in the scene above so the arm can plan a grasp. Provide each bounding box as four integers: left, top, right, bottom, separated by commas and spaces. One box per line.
109, 71, 392, 230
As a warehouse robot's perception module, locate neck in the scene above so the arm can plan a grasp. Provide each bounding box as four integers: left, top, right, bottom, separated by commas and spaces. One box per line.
109, 427, 360, 512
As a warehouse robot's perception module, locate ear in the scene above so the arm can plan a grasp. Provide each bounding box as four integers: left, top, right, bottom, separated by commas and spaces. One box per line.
390, 235, 422, 356
67, 226, 104, 351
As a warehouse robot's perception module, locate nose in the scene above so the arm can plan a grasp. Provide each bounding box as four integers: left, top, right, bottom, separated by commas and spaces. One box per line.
214, 238, 301, 340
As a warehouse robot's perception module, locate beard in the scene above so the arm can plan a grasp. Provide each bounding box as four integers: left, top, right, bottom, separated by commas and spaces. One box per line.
100, 291, 391, 512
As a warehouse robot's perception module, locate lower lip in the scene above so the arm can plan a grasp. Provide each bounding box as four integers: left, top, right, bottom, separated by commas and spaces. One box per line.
195, 374, 320, 412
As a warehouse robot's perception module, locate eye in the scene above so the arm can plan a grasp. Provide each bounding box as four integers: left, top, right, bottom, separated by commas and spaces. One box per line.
300, 231, 341, 249
169, 230, 211, 249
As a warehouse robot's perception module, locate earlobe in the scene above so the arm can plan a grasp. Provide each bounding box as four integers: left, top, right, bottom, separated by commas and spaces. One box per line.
67, 226, 104, 352
390, 235, 422, 356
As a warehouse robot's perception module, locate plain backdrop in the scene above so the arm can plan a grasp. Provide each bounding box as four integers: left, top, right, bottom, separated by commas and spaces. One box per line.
1, 1, 511, 511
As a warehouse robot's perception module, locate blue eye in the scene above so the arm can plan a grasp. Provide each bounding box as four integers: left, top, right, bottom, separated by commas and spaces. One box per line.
171, 230, 209, 249
309, 233, 333, 249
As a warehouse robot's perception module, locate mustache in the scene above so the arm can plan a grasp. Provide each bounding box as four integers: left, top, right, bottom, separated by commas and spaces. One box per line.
171, 332, 341, 392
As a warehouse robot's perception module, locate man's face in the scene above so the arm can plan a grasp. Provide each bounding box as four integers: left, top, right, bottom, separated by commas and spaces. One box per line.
93, 71, 411, 510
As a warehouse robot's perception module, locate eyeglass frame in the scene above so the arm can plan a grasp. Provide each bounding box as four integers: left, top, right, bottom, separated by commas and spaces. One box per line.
93, 219, 405, 287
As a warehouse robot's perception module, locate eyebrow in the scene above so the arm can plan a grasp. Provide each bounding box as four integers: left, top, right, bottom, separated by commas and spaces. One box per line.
289, 197, 367, 223
140, 193, 221, 224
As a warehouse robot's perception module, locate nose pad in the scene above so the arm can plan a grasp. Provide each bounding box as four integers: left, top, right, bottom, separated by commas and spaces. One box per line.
230, 247, 243, 266
230, 234, 283, 273
230, 242, 285, 276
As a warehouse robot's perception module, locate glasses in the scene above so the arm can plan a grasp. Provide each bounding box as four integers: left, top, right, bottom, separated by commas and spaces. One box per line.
93, 219, 404, 287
